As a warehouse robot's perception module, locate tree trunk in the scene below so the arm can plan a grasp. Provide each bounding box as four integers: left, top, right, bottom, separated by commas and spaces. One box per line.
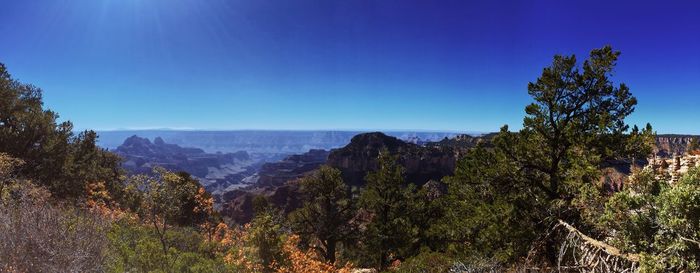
326, 239, 336, 264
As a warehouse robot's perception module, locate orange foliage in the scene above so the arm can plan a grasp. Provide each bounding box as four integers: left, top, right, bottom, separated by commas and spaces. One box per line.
221, 223, 265, 272
276, 235, 354, 273
194, 187, 215, 215
220, 223, 353, 273
84, 181, 132, 221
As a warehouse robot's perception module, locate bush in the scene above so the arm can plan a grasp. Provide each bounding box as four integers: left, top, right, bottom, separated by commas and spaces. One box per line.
394, 251, 455, 273
0, 182, 109, 272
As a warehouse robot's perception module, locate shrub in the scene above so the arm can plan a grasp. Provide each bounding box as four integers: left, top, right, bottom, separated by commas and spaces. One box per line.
0, 182, 109, 272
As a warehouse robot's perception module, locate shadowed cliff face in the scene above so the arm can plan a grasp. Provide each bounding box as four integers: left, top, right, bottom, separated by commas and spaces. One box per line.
655, 135, 696, 157
218, 183, 303, 224
219, 132, 467, 224
326, 132, 459, 187
255, 149, 330, 187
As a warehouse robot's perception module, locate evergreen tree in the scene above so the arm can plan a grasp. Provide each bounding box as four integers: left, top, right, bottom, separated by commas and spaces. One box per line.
625, 123, 656, 164
0, 63, 121, 199
503, 45, 638, 200
248, 197, 286, 272
358, 149, 416, 270
288, 165, 355, 263
442, 46, 650, 263
439, 146, 538, 262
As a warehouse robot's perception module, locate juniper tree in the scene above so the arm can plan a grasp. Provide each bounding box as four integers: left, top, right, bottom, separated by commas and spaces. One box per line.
498, 45, 638, 200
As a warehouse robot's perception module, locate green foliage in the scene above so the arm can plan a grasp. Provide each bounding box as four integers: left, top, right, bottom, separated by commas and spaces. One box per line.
439, 146, 537, 262
134, 169, 211, 225
0, 63, 122, 200
393, 250, 456, 273
107, 219, 230, 273
598, 168, 700, 271
358, 150, 417, 269
406, 183, 447, 254
510, 45, 638, 199
598, 170, 662, 254
288, 165, 356, 263
248, 209, 286, 272
124, 168, 216, 256
439, 46, 651, 266
654, 168, 700, 270
625, 123, 656, 160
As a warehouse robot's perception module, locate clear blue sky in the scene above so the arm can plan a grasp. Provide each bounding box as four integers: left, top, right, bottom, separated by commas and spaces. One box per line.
1, 0, 698, 134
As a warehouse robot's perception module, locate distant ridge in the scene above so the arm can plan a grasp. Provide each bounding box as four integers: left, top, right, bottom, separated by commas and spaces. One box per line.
96, 130, 478, 154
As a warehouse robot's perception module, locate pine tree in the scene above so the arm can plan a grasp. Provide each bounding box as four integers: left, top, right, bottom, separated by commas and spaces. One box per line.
358, 149, 415, 270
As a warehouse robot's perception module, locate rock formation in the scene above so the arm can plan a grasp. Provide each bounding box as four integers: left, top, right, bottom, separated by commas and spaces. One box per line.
326, 132, 460, 187
645, 153, 700, 183
115, 135, 258, 194
654, 135, 697, 157
255, 149, 330, 187
220, 132, 467, 223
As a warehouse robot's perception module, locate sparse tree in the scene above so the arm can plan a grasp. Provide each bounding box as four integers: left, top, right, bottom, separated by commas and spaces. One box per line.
248, 203, 285, 272
130, 168, 208, 254
625, 123, 656, 163
289, 165, 355, 263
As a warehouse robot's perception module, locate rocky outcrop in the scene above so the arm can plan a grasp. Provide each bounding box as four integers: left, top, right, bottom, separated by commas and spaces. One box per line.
646, 154, 700, 183
115, 135, 258, 194
326, 132, 458, 186
219, 182, 303, 224
217, 149, 330, 223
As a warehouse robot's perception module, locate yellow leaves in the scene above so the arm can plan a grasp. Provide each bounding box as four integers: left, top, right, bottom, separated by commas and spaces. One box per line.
86, 181, 111, 203
84, 181, 136, 222
0, 153, 23, 176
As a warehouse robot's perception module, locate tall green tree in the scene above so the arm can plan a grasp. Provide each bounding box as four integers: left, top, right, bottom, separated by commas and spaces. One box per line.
288, 165, 355, 263
248, 198, 286, 272
358, 150, 416, 270
501, 45, 637, 200
625, 123, 656, 162
442, 46, 650, 263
